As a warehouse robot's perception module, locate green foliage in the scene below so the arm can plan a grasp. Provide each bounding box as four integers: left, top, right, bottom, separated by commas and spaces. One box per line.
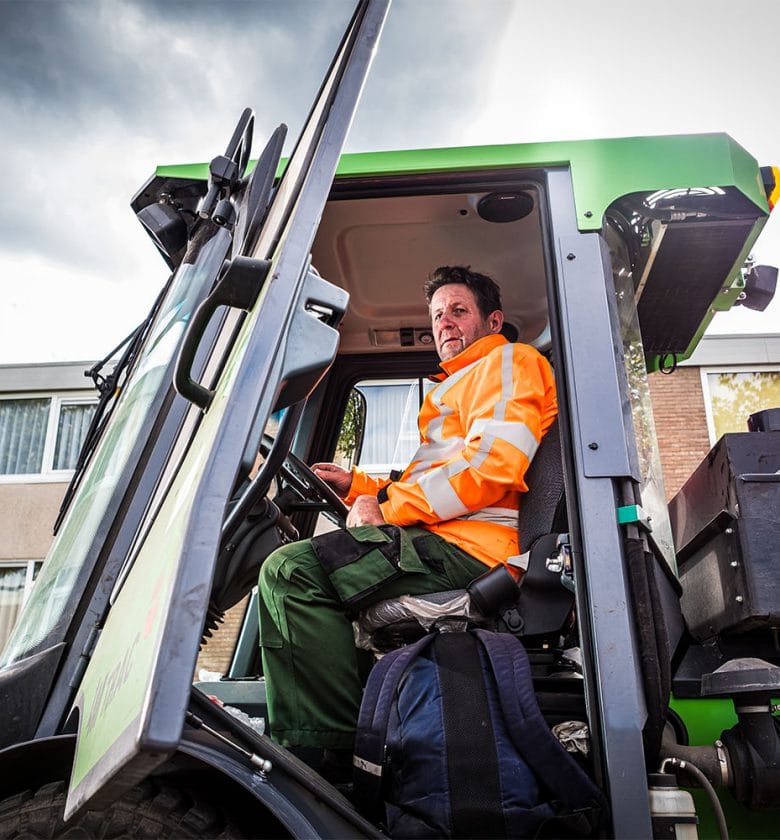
336, 388, 364, 463
709, 371, 780, 439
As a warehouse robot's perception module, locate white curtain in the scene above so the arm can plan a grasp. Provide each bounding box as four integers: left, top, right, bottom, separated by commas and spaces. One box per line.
0, 566, 27, 654
0, 398, 50, 474
53, 402, 97, 470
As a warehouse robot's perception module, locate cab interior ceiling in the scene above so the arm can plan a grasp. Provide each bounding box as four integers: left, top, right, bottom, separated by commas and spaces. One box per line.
311, 182, 550, 355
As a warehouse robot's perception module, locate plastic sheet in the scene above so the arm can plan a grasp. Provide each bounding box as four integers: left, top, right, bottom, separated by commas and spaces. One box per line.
354, 591, 478, 651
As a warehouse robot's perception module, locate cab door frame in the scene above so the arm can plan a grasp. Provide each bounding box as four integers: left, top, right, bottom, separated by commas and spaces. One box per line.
64, 0, 391, 818
545, 167, 653, 837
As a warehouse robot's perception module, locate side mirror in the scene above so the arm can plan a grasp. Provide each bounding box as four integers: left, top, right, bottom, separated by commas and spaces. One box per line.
736, 263, 778, 311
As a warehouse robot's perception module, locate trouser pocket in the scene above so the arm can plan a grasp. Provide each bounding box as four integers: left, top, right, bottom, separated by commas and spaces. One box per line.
311, 524, 431, 611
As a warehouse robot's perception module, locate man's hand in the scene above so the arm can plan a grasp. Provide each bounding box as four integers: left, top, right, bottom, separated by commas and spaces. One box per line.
346, 495, 386, 528
311, 462, 353, 498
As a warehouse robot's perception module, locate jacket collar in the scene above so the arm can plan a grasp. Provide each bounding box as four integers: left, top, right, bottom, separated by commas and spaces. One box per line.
432, 333, 509, 381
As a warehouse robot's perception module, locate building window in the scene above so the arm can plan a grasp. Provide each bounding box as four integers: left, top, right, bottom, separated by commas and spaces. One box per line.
0, 395, 97, 480
0, 560, 42, 653
702, 367, 780, 443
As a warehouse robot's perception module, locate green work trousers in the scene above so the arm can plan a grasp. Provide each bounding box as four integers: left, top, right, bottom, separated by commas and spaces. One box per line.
257, 524, 487, 749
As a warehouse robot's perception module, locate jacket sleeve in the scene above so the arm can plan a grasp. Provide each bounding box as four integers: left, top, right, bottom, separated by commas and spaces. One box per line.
343, 468, 391, 505
378, 344, 557, 526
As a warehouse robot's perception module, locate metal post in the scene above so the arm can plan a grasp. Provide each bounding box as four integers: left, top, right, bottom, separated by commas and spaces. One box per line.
546, 169, 653, 837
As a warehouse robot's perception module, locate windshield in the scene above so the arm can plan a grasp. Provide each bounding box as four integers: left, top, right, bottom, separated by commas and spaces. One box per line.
0, 229, 231, 667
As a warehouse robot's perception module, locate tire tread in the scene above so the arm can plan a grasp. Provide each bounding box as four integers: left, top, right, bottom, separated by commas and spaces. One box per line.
0, 778, 247, 838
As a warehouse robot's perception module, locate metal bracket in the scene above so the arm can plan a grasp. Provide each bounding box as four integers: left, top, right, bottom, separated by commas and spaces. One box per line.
617, 504, 653, 533
545, 534, 576, 593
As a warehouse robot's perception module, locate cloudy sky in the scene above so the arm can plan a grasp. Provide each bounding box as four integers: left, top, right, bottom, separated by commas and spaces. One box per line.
1, 0, 778, 364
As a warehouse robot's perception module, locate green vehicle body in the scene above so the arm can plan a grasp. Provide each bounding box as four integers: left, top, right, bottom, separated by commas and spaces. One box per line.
1, 1, 778, 836
161, 131, 770, 371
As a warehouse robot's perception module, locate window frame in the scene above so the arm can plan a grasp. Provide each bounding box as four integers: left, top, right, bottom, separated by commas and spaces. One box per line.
0, 558, 43, 651
699, 363, 780, 445
0, 391, 98, 483
0, 558, 42, 603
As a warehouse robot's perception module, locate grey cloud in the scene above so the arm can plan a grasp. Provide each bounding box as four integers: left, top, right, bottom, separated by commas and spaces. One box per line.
0, 0, 358, 270
348, 0, 517, 151
2, 0, 505, 273
0, 0, 353, 126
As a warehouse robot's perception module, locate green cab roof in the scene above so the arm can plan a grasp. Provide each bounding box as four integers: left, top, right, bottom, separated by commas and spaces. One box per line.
156, 132, 769, 232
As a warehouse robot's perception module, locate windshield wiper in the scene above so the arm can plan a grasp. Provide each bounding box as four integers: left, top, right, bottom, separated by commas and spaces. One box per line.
52, 283, 168, 534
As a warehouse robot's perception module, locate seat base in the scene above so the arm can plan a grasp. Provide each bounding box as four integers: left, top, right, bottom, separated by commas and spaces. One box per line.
354, 590, 483, 652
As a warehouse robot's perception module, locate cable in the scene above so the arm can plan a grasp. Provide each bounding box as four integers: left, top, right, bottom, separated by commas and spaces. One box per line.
659, 353, 678, 375
662, 757, 729, 840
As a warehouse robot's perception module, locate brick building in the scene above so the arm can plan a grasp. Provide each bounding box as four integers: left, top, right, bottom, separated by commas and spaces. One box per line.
648, 366, 712, 500
649, 332, 780, 500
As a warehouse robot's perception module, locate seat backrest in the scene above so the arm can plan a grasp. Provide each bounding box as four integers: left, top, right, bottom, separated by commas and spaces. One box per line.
517, 418, 565, 554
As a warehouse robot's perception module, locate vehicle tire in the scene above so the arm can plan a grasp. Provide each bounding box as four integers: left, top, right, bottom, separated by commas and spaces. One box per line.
0, 778, 249, 838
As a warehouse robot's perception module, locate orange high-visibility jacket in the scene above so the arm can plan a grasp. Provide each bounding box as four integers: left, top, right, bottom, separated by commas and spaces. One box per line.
345, 334, 558, 568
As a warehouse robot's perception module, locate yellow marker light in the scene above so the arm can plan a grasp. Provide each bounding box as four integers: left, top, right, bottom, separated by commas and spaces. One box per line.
763, 165, 780, 211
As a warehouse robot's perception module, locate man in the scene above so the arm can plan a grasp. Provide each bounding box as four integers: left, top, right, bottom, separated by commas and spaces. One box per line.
258, 265, 557, 765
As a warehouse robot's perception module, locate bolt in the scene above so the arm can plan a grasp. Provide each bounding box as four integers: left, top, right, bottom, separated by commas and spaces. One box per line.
584, 210, 593, 218
725, 527, 733, 535
251, 755, 273, 773
566, 252, 576, 260
546, 556, 564, 574
730, 560, 739, 568
588, 441, 599, 450
735, 595, 744, 603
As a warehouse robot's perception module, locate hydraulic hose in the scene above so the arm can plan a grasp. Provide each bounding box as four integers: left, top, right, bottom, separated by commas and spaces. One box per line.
662, 757, 729, 840
660, 728, 730, 788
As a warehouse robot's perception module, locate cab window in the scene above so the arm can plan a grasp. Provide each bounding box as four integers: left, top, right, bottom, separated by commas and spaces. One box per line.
339, 378, 435, 476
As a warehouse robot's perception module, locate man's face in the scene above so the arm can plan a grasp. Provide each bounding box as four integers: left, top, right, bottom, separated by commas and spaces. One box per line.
429, 283, 503, 361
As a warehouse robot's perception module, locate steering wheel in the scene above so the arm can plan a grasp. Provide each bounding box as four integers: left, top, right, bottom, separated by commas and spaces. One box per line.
259, 435, 349, 525
279, 450, 350, 524
210, 435, 349, 616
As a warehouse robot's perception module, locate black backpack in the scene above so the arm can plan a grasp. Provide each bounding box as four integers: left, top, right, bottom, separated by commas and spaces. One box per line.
353, 629, 607, 838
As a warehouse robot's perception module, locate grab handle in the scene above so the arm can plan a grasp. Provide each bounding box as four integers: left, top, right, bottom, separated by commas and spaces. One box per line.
174, 256, 271, 410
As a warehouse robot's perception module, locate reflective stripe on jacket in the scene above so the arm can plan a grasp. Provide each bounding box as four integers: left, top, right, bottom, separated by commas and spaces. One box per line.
345, 334, 558, 568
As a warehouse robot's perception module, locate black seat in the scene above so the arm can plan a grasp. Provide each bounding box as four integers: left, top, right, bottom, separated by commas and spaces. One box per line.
517, 418, 565, 555
510, 418, 576, 639
356, 419, 572, 649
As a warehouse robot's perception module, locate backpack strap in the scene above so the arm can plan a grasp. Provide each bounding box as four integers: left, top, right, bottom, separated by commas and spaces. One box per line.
353, 632, 438, 810
435, 632, 506, 838
472, 629, 608, 828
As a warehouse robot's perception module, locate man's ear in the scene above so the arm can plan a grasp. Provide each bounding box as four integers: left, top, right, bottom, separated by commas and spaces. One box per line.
488, 310, 504, 334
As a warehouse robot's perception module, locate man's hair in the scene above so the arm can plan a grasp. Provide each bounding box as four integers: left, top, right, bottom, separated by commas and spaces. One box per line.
424, 265, 503, 317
